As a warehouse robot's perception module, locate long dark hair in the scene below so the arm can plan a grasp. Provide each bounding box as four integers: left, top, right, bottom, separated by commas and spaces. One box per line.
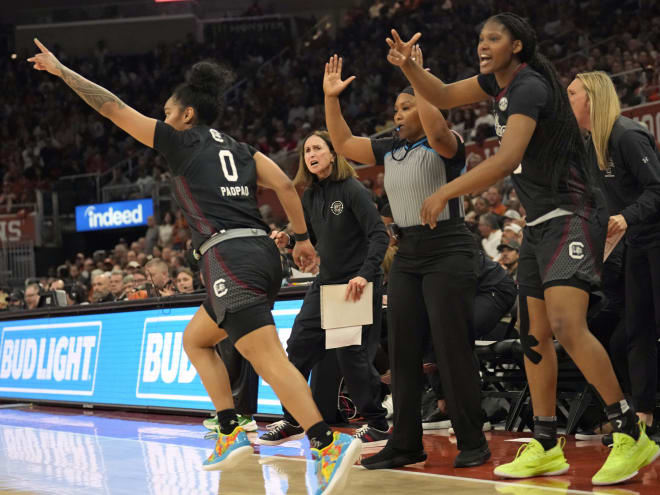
172, 61, 234, 126
487, 13, 589, 194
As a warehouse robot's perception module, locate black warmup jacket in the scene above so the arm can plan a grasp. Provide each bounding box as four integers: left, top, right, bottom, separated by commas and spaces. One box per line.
589, 116, 660, 247
301, 177, 389, 284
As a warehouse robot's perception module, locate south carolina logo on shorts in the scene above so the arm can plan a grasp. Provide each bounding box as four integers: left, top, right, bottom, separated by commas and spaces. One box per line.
330, 201, 344, 215
568, 241, 585, 260
213, 278, 228, 297
499, 97, 508, 111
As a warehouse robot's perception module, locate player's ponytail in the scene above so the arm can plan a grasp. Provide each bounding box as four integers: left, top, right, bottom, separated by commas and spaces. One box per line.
172, 61, 234, 126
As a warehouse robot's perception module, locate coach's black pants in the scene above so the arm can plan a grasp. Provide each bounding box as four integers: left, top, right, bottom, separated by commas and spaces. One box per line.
283, 277, 387, 426
388, 222, 486, 452
625, 244, 660, 413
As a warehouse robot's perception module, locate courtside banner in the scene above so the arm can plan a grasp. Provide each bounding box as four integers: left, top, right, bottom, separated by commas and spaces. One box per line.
75, 199, 154, 232
0, 300, 302, 413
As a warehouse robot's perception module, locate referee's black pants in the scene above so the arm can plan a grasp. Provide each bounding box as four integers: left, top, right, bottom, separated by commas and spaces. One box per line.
625, 243, 660, 414
283, 277, 387, 427
387, 223, 486, 452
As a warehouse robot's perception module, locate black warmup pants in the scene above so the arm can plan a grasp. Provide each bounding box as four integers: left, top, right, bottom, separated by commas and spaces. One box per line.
283, 277, 387, 426
625, 244, 660, 413
387, 222, 486, 452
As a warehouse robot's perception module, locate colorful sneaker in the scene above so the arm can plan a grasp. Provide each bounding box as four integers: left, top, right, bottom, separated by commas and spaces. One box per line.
203, 415, 218, 430
591, 422, 660, 485
353, 424, 390, 447
256, 420, 305, 446
493, 438, 569, 479
310, 431, 362, 495
202, 426, 253, 471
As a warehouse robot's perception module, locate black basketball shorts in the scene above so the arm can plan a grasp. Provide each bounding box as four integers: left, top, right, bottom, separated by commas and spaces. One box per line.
201, 236, 282, 343
518, 213, 606, 299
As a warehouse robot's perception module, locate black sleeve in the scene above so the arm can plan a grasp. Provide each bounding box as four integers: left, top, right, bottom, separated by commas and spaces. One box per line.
242, 142, 258, 157
619, 129, 660, 226
370, 137, 395, 165
153, 121, 199, 174
507, 76, 549, 122
301, 190, 318, 246
477, 73, 499, 97
444, 132, 466, 173
347, 181, 389, 281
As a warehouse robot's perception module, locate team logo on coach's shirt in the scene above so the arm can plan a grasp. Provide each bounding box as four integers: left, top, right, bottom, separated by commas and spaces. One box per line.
330, 201, 344, 215
499, 97, 508, 111
568, 242, 585, 260
604, 159, 615, 178
213, 279, 228, 297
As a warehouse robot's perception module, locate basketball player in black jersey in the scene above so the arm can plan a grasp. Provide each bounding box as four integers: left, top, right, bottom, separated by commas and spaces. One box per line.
385, 13, 657, 485
29, 39, 361, 494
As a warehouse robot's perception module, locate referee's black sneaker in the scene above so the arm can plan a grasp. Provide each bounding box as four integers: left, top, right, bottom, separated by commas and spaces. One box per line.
360, 443, 427, 470
453, 441, 491, 468
256, 420, 305, 446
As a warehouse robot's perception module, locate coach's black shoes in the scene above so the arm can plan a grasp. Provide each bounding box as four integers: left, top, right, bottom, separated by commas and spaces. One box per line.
454, 441, 491, 468
360, 443, 427, 469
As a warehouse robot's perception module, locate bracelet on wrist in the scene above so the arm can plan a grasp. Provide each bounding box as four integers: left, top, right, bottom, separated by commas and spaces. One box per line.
293, 232, 309, 242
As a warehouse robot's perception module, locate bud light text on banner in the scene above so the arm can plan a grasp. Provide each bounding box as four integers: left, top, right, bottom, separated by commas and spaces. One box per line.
75, 199, 154, 232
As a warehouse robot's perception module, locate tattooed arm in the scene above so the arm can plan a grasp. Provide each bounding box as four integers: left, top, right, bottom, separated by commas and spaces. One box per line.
28, 38, 156, 148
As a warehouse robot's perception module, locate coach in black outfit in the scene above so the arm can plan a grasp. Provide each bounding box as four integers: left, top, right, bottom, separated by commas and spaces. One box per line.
258, 130, 390, 446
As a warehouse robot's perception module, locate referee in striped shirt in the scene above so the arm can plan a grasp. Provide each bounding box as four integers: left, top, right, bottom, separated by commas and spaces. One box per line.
323, 51, 489, 469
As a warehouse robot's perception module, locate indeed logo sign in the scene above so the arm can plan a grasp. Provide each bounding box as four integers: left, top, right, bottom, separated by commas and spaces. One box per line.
136, 316, 210, 402
0, 322, 102, 395
75, 199, 153, 232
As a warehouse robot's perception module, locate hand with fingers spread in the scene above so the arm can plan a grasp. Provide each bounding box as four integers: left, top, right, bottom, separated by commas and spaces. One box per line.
385, 29, 421, 67
27, 38, 64, 77
323, 54, 356, 97
420, 188, 449, 229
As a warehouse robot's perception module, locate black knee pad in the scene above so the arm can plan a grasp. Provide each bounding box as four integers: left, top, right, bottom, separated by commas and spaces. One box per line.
518, 287, 542, 365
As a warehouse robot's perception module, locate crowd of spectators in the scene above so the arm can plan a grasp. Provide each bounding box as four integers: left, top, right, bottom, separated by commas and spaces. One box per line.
1, 0, 659, 299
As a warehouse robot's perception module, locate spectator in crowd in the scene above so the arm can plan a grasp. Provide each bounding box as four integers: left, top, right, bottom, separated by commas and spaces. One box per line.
144, 257, 175, 296
175, 267, 195, 294
90, 272, 113, 303
478, 213, 502, 259
144, 215, 159, 255
48, 279, 65, 291
24, 283, 41, 310
485, 186, 507, 215
109, 270, 126, 300
159, 211, 175, 247
8, 290, 24, 311
497, 240, 520, 280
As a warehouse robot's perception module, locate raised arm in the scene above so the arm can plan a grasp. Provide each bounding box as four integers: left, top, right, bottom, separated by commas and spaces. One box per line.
28, 38, 156, 148
254, 152, 316, 269
386, 30, 489, 109
323, 55, 376, 165
420, 114, 536, 227
409, 45, 458, 158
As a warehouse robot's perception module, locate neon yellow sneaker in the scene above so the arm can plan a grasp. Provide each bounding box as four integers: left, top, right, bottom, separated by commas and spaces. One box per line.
493, 438, 569, 479
591, 422, 660, 485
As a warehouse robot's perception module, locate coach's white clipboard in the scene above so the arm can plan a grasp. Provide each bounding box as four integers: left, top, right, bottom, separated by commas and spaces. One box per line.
320, 282, 373, 329
320, 282, 373, 349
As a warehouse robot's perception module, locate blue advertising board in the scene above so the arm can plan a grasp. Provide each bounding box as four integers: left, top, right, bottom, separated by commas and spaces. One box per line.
0, 299, 303, 414
75, 199, 154, 232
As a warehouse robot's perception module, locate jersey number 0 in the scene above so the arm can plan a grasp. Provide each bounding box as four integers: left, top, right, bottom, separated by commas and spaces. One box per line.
219, 150, 238, 182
